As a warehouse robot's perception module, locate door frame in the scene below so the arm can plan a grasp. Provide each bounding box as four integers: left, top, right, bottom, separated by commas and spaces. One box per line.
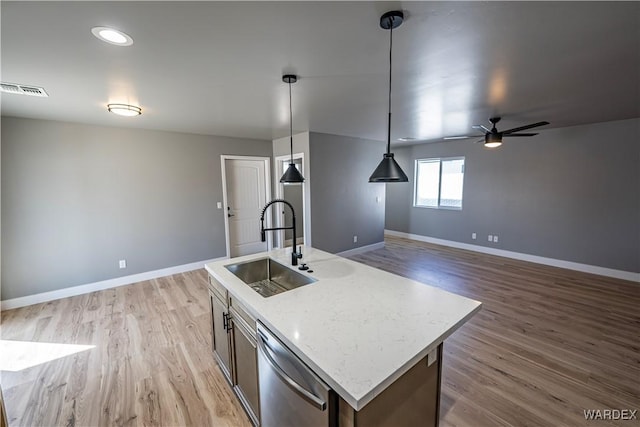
221, 155, 272, 258
274, 152, 306, 249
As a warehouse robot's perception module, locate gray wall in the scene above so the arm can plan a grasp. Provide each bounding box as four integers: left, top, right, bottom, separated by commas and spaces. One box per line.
1, 116, 271, 300
385, 118, 640, 273
309, 132, 386, 254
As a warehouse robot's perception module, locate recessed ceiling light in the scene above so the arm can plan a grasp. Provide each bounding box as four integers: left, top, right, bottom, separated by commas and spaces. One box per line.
107, 103, 142, 117
398, 137, 416, 141
91, 26, 133, 46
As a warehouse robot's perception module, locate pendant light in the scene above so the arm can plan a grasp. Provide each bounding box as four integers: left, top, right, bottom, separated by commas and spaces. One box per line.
369, 11, 409, 183
280, 74, 305, 184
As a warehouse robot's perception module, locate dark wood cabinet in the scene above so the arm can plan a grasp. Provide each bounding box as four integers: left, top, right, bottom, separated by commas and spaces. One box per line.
209, 275, 260, 426
338, 345, 442, 427
209, 289, 233, 384
231, 315, 260, 425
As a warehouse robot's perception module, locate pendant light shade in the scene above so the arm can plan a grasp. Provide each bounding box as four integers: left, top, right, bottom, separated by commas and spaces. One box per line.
369, 10, 408, 183
369, 153, 408, 182
280, 74, 305, 184
281, 163, 305, 183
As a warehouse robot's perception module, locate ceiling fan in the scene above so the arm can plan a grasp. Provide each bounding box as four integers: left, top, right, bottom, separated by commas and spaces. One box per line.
445, 117, 550, 148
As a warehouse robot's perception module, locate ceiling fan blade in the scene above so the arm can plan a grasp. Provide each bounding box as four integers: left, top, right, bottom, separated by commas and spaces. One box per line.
502, 121, 550, 134
444, 135, 473, 140
503, 133, 538, 137
444, 134, 486, 140
472, 125, 491, 132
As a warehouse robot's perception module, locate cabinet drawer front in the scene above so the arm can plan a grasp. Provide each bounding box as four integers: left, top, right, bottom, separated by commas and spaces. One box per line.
230, 296, 256, 333
209, 275, 228, 302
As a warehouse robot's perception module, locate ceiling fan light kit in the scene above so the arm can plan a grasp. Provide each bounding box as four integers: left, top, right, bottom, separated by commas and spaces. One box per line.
484, 133, 503, 148
369, 10, 409, 183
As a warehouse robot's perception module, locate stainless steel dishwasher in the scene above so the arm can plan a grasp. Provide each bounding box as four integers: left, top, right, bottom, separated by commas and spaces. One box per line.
257, 322, 337, 427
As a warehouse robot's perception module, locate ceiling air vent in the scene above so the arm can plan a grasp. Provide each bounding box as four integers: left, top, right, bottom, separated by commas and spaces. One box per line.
0, 82, 48, 97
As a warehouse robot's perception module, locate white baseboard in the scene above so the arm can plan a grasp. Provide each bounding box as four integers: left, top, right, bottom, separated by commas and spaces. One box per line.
337, 241, 385, 258
384, 230, 640, 283
1, 257, 227, 310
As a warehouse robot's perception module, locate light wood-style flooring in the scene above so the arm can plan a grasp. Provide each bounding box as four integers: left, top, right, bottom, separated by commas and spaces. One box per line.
1, 271, 252, 427
1, 236, 639, 426
350, 237, 640, 427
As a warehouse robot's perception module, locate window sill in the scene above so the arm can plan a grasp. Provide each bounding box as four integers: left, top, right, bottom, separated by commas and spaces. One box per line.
413, 205, 462, 211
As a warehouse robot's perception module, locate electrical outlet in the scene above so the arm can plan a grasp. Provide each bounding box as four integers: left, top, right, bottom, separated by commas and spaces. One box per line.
493, 235, 499, 243
216, 202, 222, 209
471, 232, 477, 240
119, 259, 127, 269
376, 196, 380, 203
353, 235, 358, 243
488, 235, 493, 242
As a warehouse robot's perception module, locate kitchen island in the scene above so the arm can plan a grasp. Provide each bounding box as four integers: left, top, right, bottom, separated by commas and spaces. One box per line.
205, 246, 481, 426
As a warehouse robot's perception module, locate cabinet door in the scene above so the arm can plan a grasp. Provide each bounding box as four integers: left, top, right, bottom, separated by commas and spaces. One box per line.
232, 318, 260, 425
210, 292, 233, 383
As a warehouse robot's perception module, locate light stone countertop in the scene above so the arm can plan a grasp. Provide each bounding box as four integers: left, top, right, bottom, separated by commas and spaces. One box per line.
205, 245, 482, 411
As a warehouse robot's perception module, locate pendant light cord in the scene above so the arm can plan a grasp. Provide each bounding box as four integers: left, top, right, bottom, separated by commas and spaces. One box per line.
386, 18, 393, 155
289, 80, 294, 164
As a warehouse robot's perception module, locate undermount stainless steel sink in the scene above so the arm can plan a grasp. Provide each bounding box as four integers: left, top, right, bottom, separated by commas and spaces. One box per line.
225, 257, 317, 298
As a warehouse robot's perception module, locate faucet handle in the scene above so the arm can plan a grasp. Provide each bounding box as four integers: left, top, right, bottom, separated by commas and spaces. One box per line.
291, 249, 302, 266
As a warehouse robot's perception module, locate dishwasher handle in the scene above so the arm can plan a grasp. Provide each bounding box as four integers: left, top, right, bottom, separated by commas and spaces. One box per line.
257, 331, 327, 411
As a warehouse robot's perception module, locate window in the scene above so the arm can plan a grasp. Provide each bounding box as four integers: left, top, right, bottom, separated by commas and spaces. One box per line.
282, 158, 302, 174
414, 157, 465, 209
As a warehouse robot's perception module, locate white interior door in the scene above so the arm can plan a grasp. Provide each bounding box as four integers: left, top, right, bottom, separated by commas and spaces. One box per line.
224, 158, 269, 257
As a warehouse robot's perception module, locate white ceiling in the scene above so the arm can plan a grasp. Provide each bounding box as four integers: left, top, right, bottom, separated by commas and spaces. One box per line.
1, 1, 639, 145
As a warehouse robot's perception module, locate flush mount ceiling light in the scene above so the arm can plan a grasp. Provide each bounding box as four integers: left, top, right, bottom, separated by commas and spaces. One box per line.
107, 103, 142, 117
280, 74, 305, 184
369, 11, 409, 183
91, 26, 134, 46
